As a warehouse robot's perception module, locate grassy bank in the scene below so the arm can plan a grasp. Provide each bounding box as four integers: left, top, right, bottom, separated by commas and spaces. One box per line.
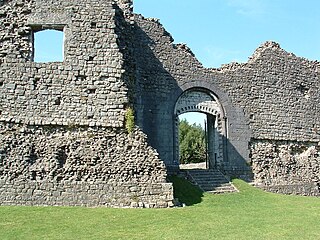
0, 179, 319, 240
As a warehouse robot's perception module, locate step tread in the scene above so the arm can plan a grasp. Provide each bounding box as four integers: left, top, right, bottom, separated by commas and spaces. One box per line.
191, 177, 227, 181
186, 169, 238, 194
207, 190, 237, 194
197, 183, 232, 188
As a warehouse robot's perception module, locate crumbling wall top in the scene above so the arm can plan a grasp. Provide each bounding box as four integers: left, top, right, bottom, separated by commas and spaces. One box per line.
114, 0, 133, 17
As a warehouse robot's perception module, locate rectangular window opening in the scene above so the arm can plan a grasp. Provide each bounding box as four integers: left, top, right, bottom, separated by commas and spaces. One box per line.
31, 24, 65, 63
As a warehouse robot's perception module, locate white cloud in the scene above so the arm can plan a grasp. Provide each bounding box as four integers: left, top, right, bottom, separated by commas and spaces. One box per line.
226, 0, 266, 18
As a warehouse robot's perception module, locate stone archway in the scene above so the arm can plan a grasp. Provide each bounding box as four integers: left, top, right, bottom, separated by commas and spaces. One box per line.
174, 88, 227, 170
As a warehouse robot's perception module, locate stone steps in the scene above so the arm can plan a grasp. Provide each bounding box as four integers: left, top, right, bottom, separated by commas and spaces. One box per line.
185, 169, 238, 194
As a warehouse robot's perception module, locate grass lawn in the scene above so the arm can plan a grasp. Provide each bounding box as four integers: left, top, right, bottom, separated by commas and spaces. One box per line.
0, 178, 319, 240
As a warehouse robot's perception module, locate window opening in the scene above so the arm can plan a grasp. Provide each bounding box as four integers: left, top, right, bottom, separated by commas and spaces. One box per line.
34, 29, 64, 62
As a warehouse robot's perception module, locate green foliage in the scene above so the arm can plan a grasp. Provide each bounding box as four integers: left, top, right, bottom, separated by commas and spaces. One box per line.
125, 107, 135, 133
0, 180, 320, 239
179, 119, 206, 164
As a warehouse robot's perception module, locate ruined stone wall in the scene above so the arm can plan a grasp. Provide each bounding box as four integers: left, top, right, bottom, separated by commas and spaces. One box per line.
133, 15, 212, 169
221, 43, 320, 195
0, 123, 173, 207
1, 0, 319, 200
133, 15, 320, 195
217, 43, 320, 194
0, 124, 167, 183
133, 15, 251, 173
251, 140, 319, 196
133, 16, 320, 146
218, 42, 320, 142
0, 0, 173, 207
0, 180, 173, 208
0, 0, 129, 127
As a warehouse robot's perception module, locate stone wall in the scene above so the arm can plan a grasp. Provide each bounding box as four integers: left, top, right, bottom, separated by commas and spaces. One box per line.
0, 180, 173, 208
132, 14, 320, 194
133, 16, 320, 159
0, 0, 131, 127
251, 140, 319, 196
0, 122, 174, 207
133, 15, 251, 172
0, 0, 173, 208
219, 42, 320, 142
1, 0, 319, 201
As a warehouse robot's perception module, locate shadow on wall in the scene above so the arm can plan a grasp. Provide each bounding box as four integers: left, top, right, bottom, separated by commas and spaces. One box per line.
132, 20, 253, 180
133, 19, 181, 155
224, 137, 253, 181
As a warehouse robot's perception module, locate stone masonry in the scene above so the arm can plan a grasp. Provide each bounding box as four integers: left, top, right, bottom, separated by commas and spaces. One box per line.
0, 0, 319, 208
0, 123, 173, 207
0, 0, 174, 208
132, 13, 320, 195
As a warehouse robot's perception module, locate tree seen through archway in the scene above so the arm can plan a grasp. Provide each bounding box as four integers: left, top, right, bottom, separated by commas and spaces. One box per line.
179, 113, 206, 164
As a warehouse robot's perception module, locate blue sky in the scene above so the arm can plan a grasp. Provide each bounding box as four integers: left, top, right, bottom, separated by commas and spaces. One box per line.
134, 0, 320, 68
34, 30, 64, 62
134, 0, 320, 127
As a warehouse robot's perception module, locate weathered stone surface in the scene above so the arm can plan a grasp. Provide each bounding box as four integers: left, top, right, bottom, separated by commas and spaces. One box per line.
0, 181, 174, 208
0, 0, 131, 128
0, 0, 173, 207
0, 124, 166, 182
251, 140, 319, 196
0, 122, 173, 207
132, 14, 320, 195
0, 0, 319, 205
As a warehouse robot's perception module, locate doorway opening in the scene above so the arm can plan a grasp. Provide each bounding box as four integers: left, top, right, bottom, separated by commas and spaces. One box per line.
179, 112, 206, 169
174, 88, 227, 171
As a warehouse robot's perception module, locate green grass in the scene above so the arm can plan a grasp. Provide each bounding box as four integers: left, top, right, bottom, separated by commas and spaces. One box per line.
0, 179, 319, 240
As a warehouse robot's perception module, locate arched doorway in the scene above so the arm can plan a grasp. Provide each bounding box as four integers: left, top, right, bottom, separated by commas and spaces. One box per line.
174, 88, 227, 170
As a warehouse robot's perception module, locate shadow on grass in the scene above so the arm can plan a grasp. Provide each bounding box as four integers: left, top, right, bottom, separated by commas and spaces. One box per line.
168, 176, 204, 206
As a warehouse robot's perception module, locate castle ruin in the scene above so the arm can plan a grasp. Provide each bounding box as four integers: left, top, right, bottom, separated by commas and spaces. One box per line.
0, 0, 319, 208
